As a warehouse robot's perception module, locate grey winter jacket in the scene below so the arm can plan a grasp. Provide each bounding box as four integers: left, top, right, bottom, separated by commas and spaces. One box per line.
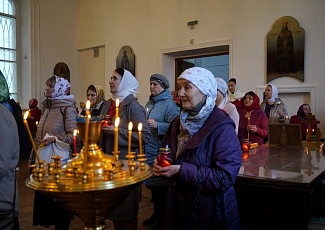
0, 104, 19, 212
260, 97, 288, 123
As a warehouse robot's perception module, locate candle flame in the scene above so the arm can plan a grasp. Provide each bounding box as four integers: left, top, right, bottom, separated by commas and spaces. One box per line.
138, 123, 142, 131
116, 99, 120, 108
36, 121, 38, 125
115, 117, 120, 127
23, 111, 29, 120
73, 129, 77, 136
86, 100, 91, 110
128, 122, 133, 131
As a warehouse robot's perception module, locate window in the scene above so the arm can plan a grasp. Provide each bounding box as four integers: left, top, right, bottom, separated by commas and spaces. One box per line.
0, 0, 17, 99
170, 44, 230, 90
176, 53, 229, 79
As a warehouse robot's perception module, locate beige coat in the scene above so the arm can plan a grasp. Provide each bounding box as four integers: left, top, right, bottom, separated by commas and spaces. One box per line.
36, 98, 77, 146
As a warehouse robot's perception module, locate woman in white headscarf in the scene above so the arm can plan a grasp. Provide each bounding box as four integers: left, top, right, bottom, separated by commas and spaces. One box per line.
32, 75, 79, 230
260, 84, 288, 123
99, 68, 151, 230
227, 78, 245, 111
215, 77, 239, 134
153, 67, 242, 229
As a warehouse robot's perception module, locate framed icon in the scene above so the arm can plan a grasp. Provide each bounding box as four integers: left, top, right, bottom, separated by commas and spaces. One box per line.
116, 45, 135, 77
54, 62, 70, 82
267, 16, 305, 83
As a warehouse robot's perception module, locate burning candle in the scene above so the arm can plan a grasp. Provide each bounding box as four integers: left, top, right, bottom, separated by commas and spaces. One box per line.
116, 98, 119, 118
23, 111, 40, 163
128, 122, 133, 154
73, 129, 77, 156
138, 123, 143, 155
114, 117, 120, 154
247, 117, 250, 140
83, 100, 91, 171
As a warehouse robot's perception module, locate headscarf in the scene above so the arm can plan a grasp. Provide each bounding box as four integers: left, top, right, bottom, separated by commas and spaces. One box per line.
0, 70, 10, 102
51, 76, 74, 100
266, 84, 278, 104
243, 91, 260, 112
93, 85, 105, 105
228, 78, 245, 102
112, 69, 138, 102
215, 77, 228, 109
29, 98, 38, 109
178, 67, 217, 136
297, 103, 310, 119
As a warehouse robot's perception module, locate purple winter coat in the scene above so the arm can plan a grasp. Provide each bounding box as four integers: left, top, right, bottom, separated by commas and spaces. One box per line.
165, 106, 242, 230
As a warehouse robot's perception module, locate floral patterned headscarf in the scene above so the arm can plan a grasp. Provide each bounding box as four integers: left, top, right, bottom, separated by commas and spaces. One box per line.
51, 76, 74, 100
0, 70, 10, 102
94, 85, 105, 105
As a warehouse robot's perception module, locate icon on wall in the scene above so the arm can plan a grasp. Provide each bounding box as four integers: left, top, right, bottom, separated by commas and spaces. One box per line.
267, 16, 305, 83
54, 62, 70, 82
116, 46, 135, 77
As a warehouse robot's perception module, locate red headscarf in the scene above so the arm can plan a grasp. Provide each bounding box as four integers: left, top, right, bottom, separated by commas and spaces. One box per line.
29, 98, 38, 109
243, 91, 260, 112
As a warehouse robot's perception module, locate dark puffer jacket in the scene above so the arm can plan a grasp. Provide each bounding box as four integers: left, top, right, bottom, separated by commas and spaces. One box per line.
165, 106, 242, 230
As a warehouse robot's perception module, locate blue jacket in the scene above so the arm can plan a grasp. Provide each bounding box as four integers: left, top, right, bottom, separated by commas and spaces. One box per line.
144, 90, 180, 186
165, 106, 242, 230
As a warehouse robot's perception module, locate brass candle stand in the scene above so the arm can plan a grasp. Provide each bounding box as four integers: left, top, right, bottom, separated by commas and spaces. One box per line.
26, 120, 152, 230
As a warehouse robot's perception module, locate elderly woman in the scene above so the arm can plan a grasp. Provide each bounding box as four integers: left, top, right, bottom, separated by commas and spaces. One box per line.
32, 75, 79, 229
228, 78, 245, 111
260, 84, 288, 123
216, 77, 239, 134
153, 67, 242, 229
99, 68, 151, 230
143, 74, 180, 229
82, 84, 105, 116
290, 103, 317, 141
238, 91, 269, 146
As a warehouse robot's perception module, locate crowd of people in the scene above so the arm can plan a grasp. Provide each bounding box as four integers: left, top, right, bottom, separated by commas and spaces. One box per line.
0, 66, 322, 230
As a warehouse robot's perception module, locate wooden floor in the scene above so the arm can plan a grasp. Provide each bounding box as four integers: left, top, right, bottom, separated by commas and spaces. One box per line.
16, 155, 153, 230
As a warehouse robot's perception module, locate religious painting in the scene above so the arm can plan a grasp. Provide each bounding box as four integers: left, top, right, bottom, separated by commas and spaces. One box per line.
54, 62, 70, 82
267, 16, 305, 83
116, 45, 135, 77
